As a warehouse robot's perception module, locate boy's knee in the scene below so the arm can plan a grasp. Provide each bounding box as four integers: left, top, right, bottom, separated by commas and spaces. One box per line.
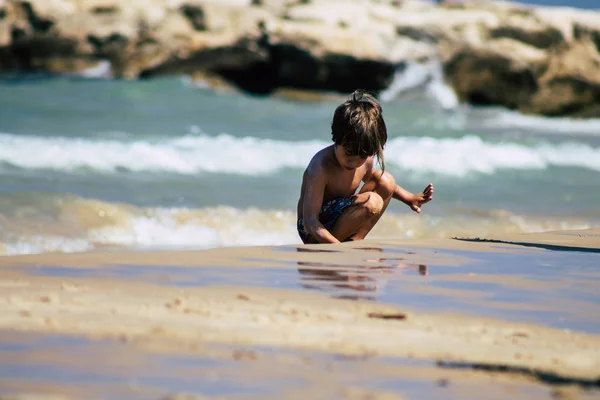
361, 192, 384, 216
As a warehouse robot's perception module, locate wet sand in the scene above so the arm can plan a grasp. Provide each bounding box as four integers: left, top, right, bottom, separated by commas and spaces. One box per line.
0, 229, 599, 399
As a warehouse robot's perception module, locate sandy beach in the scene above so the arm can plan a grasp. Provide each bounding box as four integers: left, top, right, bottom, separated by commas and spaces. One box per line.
2, 1, 599, 397
0, 229, 598, 399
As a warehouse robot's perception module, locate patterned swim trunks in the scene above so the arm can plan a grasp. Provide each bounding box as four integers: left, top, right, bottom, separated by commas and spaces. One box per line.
297, 195, 356, 244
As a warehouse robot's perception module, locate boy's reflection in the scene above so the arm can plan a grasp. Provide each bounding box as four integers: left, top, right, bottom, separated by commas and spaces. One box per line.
295, 247, 428, 301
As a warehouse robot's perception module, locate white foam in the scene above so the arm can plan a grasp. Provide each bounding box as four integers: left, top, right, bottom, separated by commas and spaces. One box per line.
426, 79, 460, 111
0, 204, 302, 255
380, 60, 459, 110
1, 235, 92, 256
89, 214, 221, 249
380, 62, 431, 102
482, 110, 600, 136
1, 132, 599, 177
88, 207, 301, 250
76, 60, 113, 79
2, 202, 597, 255
0, 132, 323, 175
384, 135, 600, 176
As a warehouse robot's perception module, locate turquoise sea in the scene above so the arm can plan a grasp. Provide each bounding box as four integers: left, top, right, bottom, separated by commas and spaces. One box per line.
519, 0, 598, 8
1, 70, 599, 255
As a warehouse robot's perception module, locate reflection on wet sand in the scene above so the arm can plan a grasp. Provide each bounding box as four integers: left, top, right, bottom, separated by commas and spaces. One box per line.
296, 246, 428, 301
298, 265, 379, 301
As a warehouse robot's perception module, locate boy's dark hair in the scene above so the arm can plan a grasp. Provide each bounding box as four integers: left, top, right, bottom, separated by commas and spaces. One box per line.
331, 89, 387, 171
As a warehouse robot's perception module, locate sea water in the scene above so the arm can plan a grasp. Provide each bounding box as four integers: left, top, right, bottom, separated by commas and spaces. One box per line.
518, 0, 599, 8
0, 67, 599, 255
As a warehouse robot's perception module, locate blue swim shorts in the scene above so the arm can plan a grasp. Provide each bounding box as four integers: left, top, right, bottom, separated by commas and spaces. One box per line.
297, 195, 356, 244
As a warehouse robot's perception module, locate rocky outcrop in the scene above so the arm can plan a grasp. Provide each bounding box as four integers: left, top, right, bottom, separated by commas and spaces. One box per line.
1, 0, 599, 117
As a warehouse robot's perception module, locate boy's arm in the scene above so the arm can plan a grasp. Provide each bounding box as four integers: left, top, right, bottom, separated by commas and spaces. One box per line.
302, 165, 341, 244
393, 183, 434, 214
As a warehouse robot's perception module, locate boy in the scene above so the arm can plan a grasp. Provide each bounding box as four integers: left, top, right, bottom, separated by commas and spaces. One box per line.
297, 89, 434, 244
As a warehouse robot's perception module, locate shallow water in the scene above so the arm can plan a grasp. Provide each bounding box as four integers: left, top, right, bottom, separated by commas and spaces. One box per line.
0, 332, 300, 400
0, 331, 582, 400
20, 245, 600, 334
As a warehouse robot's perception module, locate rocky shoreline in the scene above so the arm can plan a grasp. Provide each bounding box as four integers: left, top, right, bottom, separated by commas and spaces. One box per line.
1, 0, 599, 117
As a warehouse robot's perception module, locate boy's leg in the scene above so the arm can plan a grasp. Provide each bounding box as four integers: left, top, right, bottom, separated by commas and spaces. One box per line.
351, 171, 396, 240
329, 171, 395, 241
328, 192, 384, 241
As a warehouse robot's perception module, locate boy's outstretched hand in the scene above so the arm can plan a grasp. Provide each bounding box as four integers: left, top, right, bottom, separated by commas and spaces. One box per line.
410, 183, 434, 213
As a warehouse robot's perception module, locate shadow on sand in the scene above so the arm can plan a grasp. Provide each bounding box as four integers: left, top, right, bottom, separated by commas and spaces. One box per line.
453, 238, 600, 254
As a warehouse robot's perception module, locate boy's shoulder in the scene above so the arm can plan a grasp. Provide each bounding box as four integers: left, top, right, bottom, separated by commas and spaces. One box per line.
307, 145, 335, 174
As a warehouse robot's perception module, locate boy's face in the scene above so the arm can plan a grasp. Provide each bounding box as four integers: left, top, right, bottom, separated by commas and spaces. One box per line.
334, 144, 368, 171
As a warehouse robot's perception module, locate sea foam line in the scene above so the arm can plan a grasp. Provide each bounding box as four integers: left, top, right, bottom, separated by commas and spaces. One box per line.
0, 205, 302, 255
1, 132, 599, 177
1, 204, 596, 256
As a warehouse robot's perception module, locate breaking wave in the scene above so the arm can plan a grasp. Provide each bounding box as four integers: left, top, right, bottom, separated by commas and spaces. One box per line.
1, 132, 599, 177
0, 195, 596, 255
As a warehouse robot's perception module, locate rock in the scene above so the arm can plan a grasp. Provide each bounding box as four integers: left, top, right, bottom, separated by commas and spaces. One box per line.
486, 38, 548, 65
534, 6, 600, 43
284, 0, 373, 29
211, 20, 403, 94
443, 46, 539, 110
205, 1, 435, 94
488, 16, 565, 49
526, 39, 600, 117
435, 1, 600, 116
396, 8, 500, 47
0, 24, 11, 49
0, 0, 599, 117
